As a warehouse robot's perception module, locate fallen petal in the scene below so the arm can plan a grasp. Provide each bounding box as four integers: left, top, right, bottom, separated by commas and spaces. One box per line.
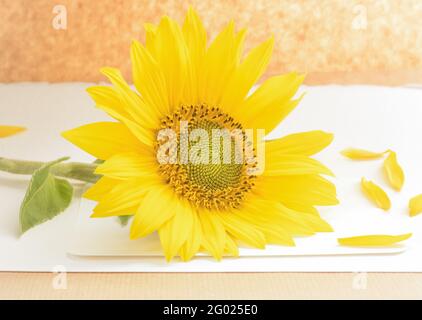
0, 125, 26, 138
338, 233, 412, 247
383, 151, 405, 191
341, 148, 386, 160
361, 178, 391, 211
409, 194, 422, 217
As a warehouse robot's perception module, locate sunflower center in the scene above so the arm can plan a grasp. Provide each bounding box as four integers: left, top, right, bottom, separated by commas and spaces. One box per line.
186, 119, 243, 190
157, 105, 256, 210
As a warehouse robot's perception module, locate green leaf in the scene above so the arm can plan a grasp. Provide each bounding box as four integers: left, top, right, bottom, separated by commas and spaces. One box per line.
20, 157, 73, 234
117, 215, 132, 227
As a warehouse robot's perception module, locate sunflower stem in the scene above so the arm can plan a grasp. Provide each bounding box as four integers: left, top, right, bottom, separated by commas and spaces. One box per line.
0, 157, 100, 183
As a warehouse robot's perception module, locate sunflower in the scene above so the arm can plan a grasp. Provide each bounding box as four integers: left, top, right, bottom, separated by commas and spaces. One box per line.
62, 8, 338, 261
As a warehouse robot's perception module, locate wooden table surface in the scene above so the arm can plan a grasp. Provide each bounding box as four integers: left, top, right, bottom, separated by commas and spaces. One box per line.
1, 272, 422, 299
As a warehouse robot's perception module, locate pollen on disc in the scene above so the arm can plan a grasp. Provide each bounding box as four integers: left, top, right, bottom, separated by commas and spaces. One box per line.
157, 105, 256, 210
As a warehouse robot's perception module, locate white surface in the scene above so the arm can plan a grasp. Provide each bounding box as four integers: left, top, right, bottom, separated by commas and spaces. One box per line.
69, 196, 406, 257
1, 83, 422, 272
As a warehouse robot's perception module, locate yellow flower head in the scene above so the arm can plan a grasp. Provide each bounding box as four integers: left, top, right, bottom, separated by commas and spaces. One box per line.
62, 8, 338, 261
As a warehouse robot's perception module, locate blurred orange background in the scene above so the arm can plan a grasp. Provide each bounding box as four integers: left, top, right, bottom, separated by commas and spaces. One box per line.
1, 0, 422, 85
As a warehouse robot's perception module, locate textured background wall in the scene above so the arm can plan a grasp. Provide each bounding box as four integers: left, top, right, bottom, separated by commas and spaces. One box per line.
1, 0, 422, 84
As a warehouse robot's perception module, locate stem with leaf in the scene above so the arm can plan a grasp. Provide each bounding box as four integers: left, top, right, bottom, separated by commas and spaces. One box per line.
0, 156, 132, 233
0, 157, 100, 183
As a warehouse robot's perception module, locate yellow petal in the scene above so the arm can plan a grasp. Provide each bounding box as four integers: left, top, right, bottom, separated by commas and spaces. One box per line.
238, 199, 296, 245
259, 227, 295, 246
144, 23, 157, 55
94, 152, 157, 179
282, 202, 319, 215
360, 178, 391, 211
130, 44, 167, 109
224, 234, 239, 257
182, 7, 207, 105
338, 233, 412, 247
62, 122, 148, 160
264, 155, 334, 177
299, 212, 334, 233
83, 176, 120, 201
237, 73, 305, 133
239, 209, 293, 240
131, 40, 170, 117
179, 210, 202, 261
275, 203, 318, 236
266, 131, 334, 156
341, 148, 386, 160
86, 86, 131, 120
86, 87, 154, 147
241, 196, 315, 236
130, 185, 176, 239
0, 125, 25, 138
257, 175, 338, 206
152, 16, 188, 110
198, 212, 226, 261
91, 178, 159, 217
251, 193, 328, 235
199, 21, 236, 105
383, 151, 405, 191
220, 37, 274, 114
114, 115, 155, 148
409, 194, 422, 217
100, 67, 159, 129
233, 29, 247, 66
218, 210, 266, 249
158, 199, 194, 262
